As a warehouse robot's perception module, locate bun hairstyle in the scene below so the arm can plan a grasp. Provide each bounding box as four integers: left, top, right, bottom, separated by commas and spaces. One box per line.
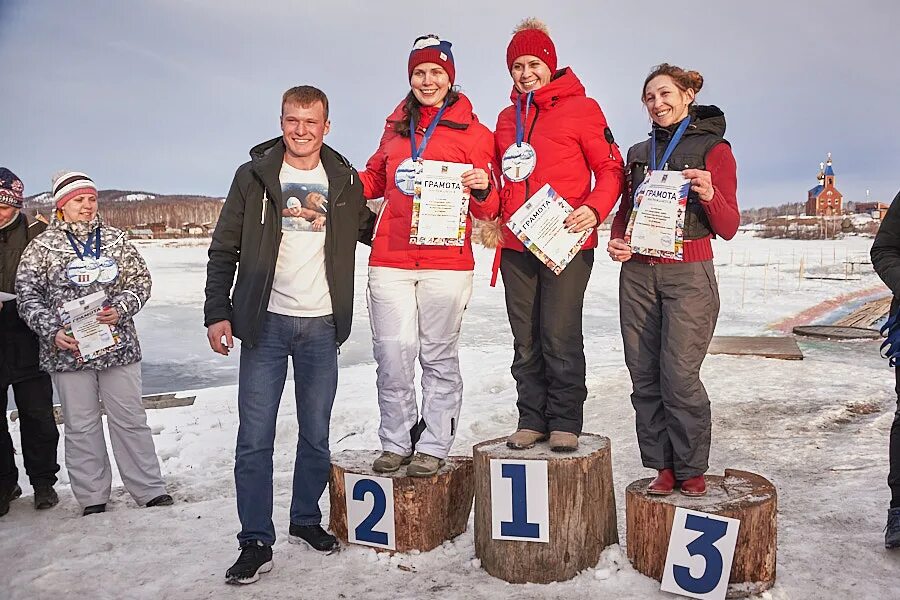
642, 63, 703, 101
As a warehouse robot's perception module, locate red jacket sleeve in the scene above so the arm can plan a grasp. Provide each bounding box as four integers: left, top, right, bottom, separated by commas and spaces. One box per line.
702, 142, 740, 240
610, 182, 632, 240
467, 126, 500, 221
578, 100, 625, 222
358, 127, 391, 200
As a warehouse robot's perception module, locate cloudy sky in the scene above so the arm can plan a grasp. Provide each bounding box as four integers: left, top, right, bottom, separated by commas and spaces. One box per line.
1, 0, 897, 208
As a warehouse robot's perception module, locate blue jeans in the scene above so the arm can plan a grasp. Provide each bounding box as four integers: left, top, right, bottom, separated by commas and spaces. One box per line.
235, 312, 338, 546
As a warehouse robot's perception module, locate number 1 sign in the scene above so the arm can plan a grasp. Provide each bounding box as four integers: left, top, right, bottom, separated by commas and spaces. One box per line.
344, 473, 395, 550
489, 459, 549, 543
661, 507, 741, 600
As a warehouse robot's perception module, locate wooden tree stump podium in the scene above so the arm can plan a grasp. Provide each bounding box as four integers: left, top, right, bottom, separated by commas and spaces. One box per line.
473, 434, 618, 583
625, 469, 777, 598
328, 450, 474, 553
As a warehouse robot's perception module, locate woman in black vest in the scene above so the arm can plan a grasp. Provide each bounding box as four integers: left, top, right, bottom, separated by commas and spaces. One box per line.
607, 64, 740, 497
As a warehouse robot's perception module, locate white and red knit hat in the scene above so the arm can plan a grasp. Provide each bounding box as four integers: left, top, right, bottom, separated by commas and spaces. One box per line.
408, 35, 456, 84
52, 171, 97, 209
506, 18, 557, 74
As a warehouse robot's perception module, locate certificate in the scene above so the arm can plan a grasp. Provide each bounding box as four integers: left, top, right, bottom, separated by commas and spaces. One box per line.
410, 159, 471, 246
58, 291, 119, 361
0, 291, 15, 302
624, 170, 689, 260
505, 183, 589, 275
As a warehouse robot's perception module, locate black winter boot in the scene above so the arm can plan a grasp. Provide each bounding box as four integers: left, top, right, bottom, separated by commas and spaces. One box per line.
288, 523, 338, 552
225, 541, 273, 585
34, 485, 59, 510
0, 484, 22, 517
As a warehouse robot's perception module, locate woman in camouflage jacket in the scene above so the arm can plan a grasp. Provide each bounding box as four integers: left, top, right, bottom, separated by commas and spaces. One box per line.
15, 171, 170, 515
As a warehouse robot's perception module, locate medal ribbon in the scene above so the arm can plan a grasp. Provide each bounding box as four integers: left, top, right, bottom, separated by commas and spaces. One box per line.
66, 228, 101, 261
409, 102, 449, 161
650, 116, 691, 171
514, 92, 534, 147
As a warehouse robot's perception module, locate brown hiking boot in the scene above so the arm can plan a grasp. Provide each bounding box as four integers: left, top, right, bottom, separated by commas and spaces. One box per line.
506, 429, 548, 450
372, 451, 412, 473
405, 453, 445, 477
549, 431, 578, 452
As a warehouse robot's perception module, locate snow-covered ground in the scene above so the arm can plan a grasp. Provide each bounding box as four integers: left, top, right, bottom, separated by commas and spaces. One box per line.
3, 233, 898, 599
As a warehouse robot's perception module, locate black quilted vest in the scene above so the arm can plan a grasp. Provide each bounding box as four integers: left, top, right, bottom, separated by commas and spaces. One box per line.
625, 105, 729, 240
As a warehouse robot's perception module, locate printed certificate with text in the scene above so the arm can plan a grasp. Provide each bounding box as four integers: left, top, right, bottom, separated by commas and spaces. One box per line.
410, 159, 472, 246
624, 170, 689, 260
58, 290, 118, 360
505, 183, 589, 275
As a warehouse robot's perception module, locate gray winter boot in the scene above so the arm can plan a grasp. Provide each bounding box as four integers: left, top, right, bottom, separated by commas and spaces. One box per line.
406, 453, 445, 477
372, 451, 412, 474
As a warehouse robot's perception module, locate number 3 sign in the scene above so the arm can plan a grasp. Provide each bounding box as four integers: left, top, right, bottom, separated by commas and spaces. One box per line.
344, 474, 395, 550
661, 507, 741, 600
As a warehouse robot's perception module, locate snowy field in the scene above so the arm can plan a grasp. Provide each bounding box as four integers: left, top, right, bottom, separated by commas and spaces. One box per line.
3, 233, 898, 599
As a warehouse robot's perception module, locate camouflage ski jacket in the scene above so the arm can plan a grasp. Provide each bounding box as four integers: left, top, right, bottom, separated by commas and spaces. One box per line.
15, 214, 151, 372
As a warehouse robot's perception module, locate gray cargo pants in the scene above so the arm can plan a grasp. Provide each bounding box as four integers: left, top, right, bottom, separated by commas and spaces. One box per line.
51, 362, 167, 507
619, 259, 719, 480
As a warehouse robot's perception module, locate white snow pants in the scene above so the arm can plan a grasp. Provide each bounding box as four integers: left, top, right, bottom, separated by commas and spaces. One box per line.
51, 362, 167, 507
367, 267, 473, 459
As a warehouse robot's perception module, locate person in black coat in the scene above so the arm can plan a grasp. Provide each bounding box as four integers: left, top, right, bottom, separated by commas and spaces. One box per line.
205, 86, 375, 585
870, 189, 900, 549
0, 167, 59, 517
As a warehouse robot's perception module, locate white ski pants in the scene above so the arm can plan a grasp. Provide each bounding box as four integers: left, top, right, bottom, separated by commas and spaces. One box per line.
51, 362, 167, 507
367, 267, 473, 459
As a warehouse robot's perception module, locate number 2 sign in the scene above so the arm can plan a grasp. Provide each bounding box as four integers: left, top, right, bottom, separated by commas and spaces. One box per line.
661, 507, 741, 600
344, 473, 395, 550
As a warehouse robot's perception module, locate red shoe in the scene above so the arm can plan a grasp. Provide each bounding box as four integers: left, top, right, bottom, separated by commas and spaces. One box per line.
680, 474, 707, 496
647, 469, 675, 495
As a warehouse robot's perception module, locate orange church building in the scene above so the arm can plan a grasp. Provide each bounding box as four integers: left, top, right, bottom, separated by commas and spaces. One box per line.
806, 153, 843, 216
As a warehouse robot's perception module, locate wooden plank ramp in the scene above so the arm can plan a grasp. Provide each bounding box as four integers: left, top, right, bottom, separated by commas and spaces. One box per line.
708, 336, 803, 360
833, 295, 891, 328
9, 392, 196, 424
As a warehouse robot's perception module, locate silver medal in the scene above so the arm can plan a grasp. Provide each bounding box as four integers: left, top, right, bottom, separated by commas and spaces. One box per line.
96, 256, 120, 284
501, 142, 537, 182
394, 158, 418, 196
66, 258, 100, 286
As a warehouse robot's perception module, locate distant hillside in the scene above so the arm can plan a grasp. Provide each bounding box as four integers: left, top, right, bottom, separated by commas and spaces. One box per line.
25, 189, 224, 229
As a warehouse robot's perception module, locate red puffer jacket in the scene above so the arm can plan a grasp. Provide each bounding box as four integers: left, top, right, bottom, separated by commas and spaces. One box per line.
360, 93, 500, 271
494, 68, 624, 253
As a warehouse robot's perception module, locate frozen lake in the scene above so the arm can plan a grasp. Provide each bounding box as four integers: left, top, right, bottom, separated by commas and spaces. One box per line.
134, 234, 883, 394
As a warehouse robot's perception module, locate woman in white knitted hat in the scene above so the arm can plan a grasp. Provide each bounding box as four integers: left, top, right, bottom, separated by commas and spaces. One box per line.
16, 171, 171, 515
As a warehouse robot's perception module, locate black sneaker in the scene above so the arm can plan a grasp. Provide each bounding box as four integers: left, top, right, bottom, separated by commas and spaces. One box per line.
288, 523, 339, 552
886, 507, 900, 549
146, 494, 174, 507
82, 503, 106, 516
0, 484, 22, 517
34, 485, 59, 510
225, 541, 273, 585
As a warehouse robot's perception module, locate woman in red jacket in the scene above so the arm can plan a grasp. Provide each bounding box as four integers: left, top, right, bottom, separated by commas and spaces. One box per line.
493, 19, 624, 453
607, 63, 740, 497
359, 35, 499, 477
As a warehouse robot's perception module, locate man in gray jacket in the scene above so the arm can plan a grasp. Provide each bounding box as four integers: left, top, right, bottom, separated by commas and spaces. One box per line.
205, 86, 374, 585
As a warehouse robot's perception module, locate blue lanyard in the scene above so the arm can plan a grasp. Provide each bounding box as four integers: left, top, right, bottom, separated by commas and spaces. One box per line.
650, 116, 691, 171
409, 102, 449, 161
514, 92, 534, 147
66, 228, 101, 261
